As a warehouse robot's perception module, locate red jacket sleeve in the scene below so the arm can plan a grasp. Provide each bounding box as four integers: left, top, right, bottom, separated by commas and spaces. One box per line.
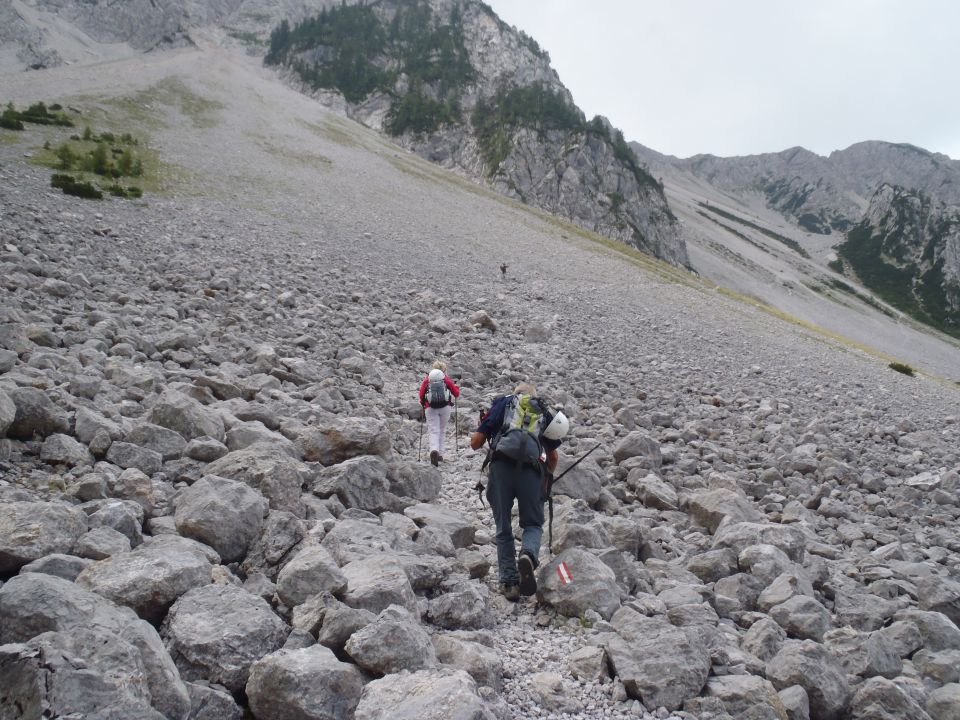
445, 376, 460, 398
419, 377, 428, 404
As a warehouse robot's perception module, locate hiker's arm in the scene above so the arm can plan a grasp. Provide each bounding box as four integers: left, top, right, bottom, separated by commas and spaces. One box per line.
446, 376, 460, 397
470, 432, 487, 450
418, 378, 427, 405
544, 448, 558, 473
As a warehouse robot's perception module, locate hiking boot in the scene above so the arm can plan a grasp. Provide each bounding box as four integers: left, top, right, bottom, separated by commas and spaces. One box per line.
518, 550, 538, 597
498, 583, 520, 602
430, 450, 439, 467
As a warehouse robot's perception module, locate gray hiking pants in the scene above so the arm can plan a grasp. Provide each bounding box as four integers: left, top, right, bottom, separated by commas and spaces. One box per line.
486, 458, 544, 585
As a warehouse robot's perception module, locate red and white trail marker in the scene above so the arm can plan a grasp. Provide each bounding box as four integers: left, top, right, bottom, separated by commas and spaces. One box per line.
557, 561, 573, 585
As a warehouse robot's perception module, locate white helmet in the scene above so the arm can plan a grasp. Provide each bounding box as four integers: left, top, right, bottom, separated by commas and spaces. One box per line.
543, 411, 569, 440
428, 368, 445, 382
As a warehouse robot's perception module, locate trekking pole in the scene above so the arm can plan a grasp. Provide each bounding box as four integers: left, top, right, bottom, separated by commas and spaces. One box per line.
551, 442, 603, 484
454, 397, 459, 455
418, 406, 424, 462
546, 443, 602, 554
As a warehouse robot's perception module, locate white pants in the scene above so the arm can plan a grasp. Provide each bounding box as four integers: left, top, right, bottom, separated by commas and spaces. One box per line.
425, 404, 453, 456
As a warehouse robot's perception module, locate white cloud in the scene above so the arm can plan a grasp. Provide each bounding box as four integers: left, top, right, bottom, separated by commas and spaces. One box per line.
484, 0, 960, 159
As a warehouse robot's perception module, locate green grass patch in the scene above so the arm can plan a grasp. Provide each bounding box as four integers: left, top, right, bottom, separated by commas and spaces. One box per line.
888, 362, 915, 376
101, 78, 223, 130
51, 173, 102, 199
2, 101, 74, 130
227, 29, 265, 46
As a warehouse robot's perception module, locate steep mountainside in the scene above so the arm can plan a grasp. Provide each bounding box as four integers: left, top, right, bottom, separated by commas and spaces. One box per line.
634, 140, 960, 339
264, 0, 687, 266
839, 184, 960, 335
3, 0, 686, 266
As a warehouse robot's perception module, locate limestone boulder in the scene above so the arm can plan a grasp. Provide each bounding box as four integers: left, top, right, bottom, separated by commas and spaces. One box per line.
605, 606, 710, 711
427, 580, 495, 630
685, 487, 764, 534
295, 417, 391, 465
204, 441, 309, 516
613, 431, 662, 468
163, 583, 289, 693
704, 674, 790, 720
5, 387, 70, 440
404, 503, 476, 548
713, 522, 806, 563
240, 509, 308, 581
388, 460, 442, 503
353, 668, 497, 720
766, 640, 851, 720
538, 547, 622, 620
341, 554, 418, 615
847, 677, 932, 720
433, 634, 503, 691
313, 455, 392, 513
40, 433, 94, 467
0, 501, 88, 573
345, 604, 437, 675
149, 388, 225, 442
75, 534, 214, 622
276, 544, 347, 607
246, 645, 366, 720
174, 475, 268, 563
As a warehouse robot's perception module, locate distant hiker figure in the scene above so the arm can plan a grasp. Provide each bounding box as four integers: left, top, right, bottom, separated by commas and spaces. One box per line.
500, 262, 508, 279
471, 383, 569, 601
419, 361, 461, 467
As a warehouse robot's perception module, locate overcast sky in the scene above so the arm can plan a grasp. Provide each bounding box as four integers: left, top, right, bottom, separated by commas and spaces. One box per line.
483, 1, 960, 160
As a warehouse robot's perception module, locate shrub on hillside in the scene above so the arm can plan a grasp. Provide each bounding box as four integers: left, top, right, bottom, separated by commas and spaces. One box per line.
888, 362, 915, 377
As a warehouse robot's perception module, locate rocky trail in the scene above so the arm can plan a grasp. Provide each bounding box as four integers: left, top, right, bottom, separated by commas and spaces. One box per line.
2, 44, 960, 720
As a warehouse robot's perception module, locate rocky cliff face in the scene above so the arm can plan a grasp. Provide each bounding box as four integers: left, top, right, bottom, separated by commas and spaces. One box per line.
839, 184, 960, 335
266, 0, 687, 266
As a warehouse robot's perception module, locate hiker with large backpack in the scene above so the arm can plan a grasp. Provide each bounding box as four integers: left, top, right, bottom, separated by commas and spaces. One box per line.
470, 383, 569, 601
418, 361, 461, 467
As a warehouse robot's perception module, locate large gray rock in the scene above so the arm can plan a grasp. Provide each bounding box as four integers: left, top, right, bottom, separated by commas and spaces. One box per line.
126, 422, 188, 460
174, 475, 268, 563
823, 626, 902, 679
204, 441, 308, 516
74, 406, 122, 444
40, 432, 94, 467
150, 388, 225, 442
321, 517, 405, 565
0, 573, 191, 720
685, 487, 764, 533
341, 554, 418, 615
353, 668, 496, 720
433, 634, 503, 691
246, 645, 366, 720
928, 683, 960, 720
87, 498, 145, 547
920, 576, 960, 627
75, 526, 132, 559
0, 388, 15, 436
75, 534, 214, 621
163, 583, 289, 693
313, 455, 392, 513
766, 640, 851, 720
295, 417, 391, 465
874, 619, 924, 658
404, 503, 476, 548
538, 548, 622, 620
106, 440, 164, 475
388, 461, 442, 503
769, 595, 833, 641
613, 431, 662, 467
427, 580, 494, 630
895, 610, 960, 652
631, 471, 679, 510
0, 638, 167, 720
20, 553, 93, 581
605, 606, 710, 711
240, 509, 307, 581
551, 452, 604, 505
0, 501, 88, 573
743, 617, 788, 663
276, 544, 348, 607
704, 674, 790, 720
186, 681, 244, 720
345, 604, 437, 675
847, 677, 932, 720
713, 522, 806, 563
5, 387, 70, 439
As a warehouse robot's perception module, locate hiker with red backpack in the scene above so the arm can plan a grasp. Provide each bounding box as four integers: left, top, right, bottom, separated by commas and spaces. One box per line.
470, 383, 569, 601
419, 361, 461, 467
